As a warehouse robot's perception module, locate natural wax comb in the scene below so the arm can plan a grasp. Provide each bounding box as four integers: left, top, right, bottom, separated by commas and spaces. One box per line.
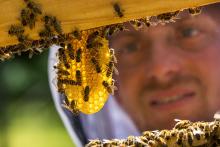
56, 28, 117, 114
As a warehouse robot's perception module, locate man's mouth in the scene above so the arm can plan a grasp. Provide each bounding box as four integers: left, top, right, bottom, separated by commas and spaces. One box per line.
149, 91, 196, 106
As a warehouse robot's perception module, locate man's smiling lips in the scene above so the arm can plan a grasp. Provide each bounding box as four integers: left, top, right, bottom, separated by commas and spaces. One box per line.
144, 88, 196, 109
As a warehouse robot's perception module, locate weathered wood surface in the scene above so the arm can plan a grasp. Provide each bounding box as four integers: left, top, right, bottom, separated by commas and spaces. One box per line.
0, 0, 219, 47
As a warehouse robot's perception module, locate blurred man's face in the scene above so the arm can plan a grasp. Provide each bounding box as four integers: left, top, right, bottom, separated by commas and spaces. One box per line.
111, 6, 220, 131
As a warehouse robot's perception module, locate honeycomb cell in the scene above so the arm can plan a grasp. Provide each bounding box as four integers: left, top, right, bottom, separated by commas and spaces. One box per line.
56, 28, 117, 114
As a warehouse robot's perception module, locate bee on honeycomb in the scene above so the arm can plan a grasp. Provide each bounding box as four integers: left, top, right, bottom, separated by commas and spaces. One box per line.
56, 28, 118, 114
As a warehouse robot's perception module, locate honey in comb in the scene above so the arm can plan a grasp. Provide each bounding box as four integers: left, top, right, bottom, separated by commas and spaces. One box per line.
57, 28, 115, 114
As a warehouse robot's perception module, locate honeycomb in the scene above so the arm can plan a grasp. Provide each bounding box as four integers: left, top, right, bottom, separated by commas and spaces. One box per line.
56, 28, 115, 114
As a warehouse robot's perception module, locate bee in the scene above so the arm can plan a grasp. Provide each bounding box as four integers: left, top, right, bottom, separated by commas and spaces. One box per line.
135, 137, 147, 146
113, 3, 124, 18
126, 136, 135, 146
57, 70, 70, 76
102, 80, 117, 94
154, 136, 167, 147
194, 133, 201, 140
187, 132, 194, 146
75, 70, 82, 85
111, 139, 121, 146
188, 7, 202, 16
86, 31, 99, 48
0, 48, 11, 61
174, 119, 192, 130
58, 34, 66, 43
106, 60, 119, 77
165, 134, 171, 141
103, 24, 124, 38
20, 8, 37, 29
39, 27, 54, 38
170, 129, 178, 139
139, 17, 151, 27
10, 43, 26, 54
67, 43, 75, 60
31, 40, 40, 48
91, 57, 101, 73
142, 131, 154, 138
60, 42, 65, 48
76, 48, 82, 62
8, 25, 24, 36
28, 12, 37, 29
51, 36, 59, 44
17, 34, 29, 44
204, 125, 210, 139
87, 41, 103, 49
159, 130, 169, 138
103, 140, 112, 147
63, 96, 70, 106
83, 86, 90, 102
102, 81, 112, 93
42, 40, 52, 49
58, 48, 70, 69
106, 61, 113, 77
42, 15, 53, 25
157, 11, 179, 23
62, 99, 79, 115
58, 79, 77, 85
130, 20, 143, 30
25, 0, 42, 15
39, 39, 46, 46
17, 36, 33, 53
148, 140, 156, 146
20, 8, 29, 26
52, 16, 62, 34
176, 130, 184, 145
86, 139, 102, 147
70, 29, 81, 40
176, 137, 183, 146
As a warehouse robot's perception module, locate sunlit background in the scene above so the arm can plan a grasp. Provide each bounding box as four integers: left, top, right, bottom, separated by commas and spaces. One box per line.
0, 51, 74, 147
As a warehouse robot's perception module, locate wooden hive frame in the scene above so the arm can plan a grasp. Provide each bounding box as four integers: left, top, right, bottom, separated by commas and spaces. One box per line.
0, 0, 219, 47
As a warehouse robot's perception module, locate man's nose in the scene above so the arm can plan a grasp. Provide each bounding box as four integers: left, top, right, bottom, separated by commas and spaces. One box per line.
146, 42, 182, 83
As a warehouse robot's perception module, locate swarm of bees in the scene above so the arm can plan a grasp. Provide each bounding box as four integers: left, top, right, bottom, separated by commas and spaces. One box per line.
0, 0, 203, 115
86, 112, 220, 147
0, 0, 202, 61
188, 7, 202, 16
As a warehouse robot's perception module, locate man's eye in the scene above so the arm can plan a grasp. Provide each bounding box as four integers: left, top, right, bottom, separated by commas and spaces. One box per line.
123, 42, 139, 53
181, 27, 200, 38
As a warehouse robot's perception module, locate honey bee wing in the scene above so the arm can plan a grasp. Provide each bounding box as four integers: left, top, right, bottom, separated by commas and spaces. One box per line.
52, 76, 58, 89
61, 103, 73, 113
174, 119, 182, 122
110, 85, 118, 95
113, 66, 119, 75
34, 47, 43, 53
112, 55, 118, 63
61, 103, 69, 109
113, 85, 118, 91
28, 49, 35, 58
214, 111, 220, 120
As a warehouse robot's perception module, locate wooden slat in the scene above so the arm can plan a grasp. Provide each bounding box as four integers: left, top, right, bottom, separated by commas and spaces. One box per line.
0, 0, 219, 47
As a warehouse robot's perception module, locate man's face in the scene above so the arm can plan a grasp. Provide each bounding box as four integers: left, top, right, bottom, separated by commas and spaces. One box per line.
111, 6, 220, 131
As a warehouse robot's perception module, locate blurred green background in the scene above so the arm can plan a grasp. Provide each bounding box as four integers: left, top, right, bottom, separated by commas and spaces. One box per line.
0, 51, 75, 147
